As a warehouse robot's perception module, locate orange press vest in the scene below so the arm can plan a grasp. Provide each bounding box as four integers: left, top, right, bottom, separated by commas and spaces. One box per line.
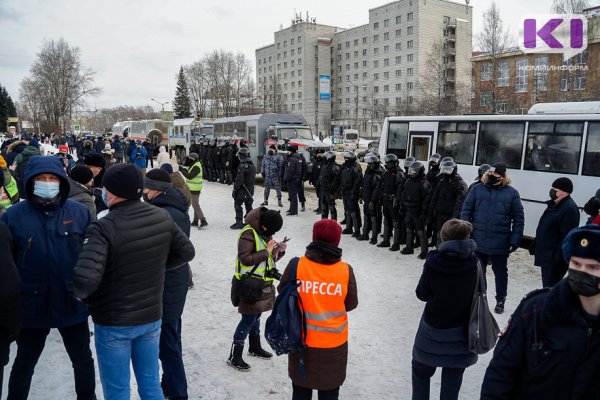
296, 256, 349, 348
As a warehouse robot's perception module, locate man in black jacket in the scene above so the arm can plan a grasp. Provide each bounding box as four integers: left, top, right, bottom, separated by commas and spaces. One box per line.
378, 154, 403, 248
73, 163, 195, 400
319, 151, 340, 220
143, 169, 192, 400
309, 149, 325, 214
357, 154, 382, 244
0, 220, 20, 399
231, 148, 256, 229
481, 224, 600, 399
401, 161, 432, 259
339, 151, 363, 236
284, 145, 304, 216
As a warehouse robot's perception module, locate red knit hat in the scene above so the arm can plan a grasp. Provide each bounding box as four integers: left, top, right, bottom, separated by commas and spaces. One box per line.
313, 219, 342, 247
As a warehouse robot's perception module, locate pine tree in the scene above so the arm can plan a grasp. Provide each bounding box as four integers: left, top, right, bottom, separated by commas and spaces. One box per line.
173, 66, 192, 119
0, 85, 8, 132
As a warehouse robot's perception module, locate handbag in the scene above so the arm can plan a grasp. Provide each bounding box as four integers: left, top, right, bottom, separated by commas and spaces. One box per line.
232, 264, 266, 305
468, 261, 500, 354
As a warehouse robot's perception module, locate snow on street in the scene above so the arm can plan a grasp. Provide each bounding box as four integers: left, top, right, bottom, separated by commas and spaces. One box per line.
2, 180, 542, 399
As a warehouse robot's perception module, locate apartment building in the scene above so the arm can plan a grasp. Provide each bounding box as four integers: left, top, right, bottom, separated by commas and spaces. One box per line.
256, 0, 472, 137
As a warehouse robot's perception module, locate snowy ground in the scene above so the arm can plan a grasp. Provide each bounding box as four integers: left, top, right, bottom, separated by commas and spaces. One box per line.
2, 180, 542, 399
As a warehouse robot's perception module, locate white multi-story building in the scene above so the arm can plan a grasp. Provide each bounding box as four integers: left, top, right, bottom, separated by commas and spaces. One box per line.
256, 0, 472, 137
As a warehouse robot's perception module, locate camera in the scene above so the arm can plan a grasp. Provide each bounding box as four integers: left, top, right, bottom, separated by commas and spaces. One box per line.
264, 268, 282, 280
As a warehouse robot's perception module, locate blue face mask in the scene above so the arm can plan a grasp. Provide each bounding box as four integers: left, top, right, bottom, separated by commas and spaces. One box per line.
33, 181, 60, 200
101, 190, 110, 208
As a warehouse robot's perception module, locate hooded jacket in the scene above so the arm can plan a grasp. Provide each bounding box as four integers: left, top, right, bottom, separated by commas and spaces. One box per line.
67, 177, 96, 218
1, 156, 92, 329
156, 146, 171, 166
0, 221, 21, 349
14, 145, 41, 198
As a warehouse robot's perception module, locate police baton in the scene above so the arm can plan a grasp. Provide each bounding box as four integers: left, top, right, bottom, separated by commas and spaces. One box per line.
242, 184, 254, 202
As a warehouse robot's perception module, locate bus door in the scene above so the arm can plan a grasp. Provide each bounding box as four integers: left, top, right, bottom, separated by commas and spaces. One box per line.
409, 132, 433, 161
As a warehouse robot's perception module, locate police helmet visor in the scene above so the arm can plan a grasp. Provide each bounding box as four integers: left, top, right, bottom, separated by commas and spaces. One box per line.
440, 161, 456, 175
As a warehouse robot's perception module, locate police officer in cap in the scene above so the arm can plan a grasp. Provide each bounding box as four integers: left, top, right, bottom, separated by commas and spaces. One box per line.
309, 149, 326, 214
339, 151, 363, 236
319, 151, 340, 220
357, 154, 383, 244
482, 224, 600, 399
231, 148, 256, 229
284, 144, 303, 216
378, 154, 404, 248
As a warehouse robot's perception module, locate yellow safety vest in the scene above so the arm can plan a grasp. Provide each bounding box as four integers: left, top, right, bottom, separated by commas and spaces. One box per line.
234, 225, 276, 281
186, 160, 203, 192
1, 177, 18, 209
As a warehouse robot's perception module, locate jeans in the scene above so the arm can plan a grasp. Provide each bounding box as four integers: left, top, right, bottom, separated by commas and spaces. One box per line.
191, 192, 205, 222
233, 313, 261, 345
292, 383, 340, 400
477, 252, 509, 299
411, 359, 465, 400
94, 320, 163, 400
8, 321, 96, 400
1, 338, 10, 399
160, 319, 187, 400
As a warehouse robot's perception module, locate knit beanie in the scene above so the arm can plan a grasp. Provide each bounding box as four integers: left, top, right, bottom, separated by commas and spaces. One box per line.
260, 208, 283, 237
160, 163, 174, 174
0, 155, 6, 169
70, 166, 94, 186
144, 168, 172, 191
440, 219, 473, 242
491, 162, 507, 177
313, 219, 342, 247
552, 177, 573, 194
102, 163, 143, 199
84, 153, 107, 168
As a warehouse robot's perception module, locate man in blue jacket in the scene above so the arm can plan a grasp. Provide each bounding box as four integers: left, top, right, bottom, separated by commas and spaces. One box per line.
1, 156, 96, 400
131, 141, 148, 174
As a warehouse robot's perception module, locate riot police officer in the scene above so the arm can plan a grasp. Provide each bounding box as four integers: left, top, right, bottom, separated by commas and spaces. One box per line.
378, 154, 404, 248
468, 163, 491, 191
284, 145, 304, 216
309, 149, 326, 214
230, 148, 256, 229
319, 151, 340, 220
339, 151, 363, 236
400, 161, 432, 259
214, 141, 224, 183
357, 154, 383, 244
425, 153, 442, 245
390, 156, 415, 251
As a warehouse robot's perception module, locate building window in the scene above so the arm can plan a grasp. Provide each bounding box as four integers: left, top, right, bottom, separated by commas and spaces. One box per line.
384, 19, 389, 27
384, 84, 389, 92
396, 42, 402, 51
515, 59, 528, 92
576, 50, 588, 64
534, 56, 548, 92
354, 50, 358, 58
561, 76, 569, 91
384, 72, 390, 79
284, 62, 287, 69
575, 75, 587, 90
354, 62, 359, 69
298, 36, 302, 43
374, 48, 379, 55
374, 34, 379, 42
395, 69, 401, 77
396, 97, 402, 105
496, 100, 507, 113
407, 54, 413, 62
374, 73, 379, 80
346, 64, 350, 70
374, 60, 379, 68
363, 60, 368, 67
407, 12, 413, 21
408, 68, 414, 76
396, 29, 401, 37
298, 48, 302, 54
396, 16, 401, 24
480, 92, 492, 107
498, 62, 509, 86
363, 72, 368, 79
395, 56, 401, 64
374, 86, 379, 93
363, 37, 367, 44
291, 38, 295, 45
284, 41, 287, 47
384, 45, 389, 53
346, 52, 350, 60
374, 22, 379, 30
337, 44, 341, 50
354, 73, 359, 80
395, 83, 401, 91
407, 26, 414, 35
277, 43, 281, 50
291, 49, 295, 56
384, 58, 390, 66
354, 39, 359, 46
480, 63, 492, 81
346, 41, 350, 48
407, 40, 413, 49
407, 82, 413, 91
384, 32, 390, 40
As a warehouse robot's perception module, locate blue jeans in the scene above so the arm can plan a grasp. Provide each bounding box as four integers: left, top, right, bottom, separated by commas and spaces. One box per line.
233, 313, 261, 345
160, 319, 187, 400
94, 320, 163, 400
477, 252, 509, 300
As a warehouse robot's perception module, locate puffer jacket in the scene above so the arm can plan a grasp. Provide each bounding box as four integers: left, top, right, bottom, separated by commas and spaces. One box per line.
147, 187, 191, 323
284, 152, 303, 182
0, 221, 21, 347
67, 177, 96, 218
1, 156, 92, 329
261, 152, 284, 183
14, 145, 41, 198
460, 182, 524, 255
429, 173, 468, 218
131, 147, 147, 169
156, 146, 171, 166
73, 199, 195, 326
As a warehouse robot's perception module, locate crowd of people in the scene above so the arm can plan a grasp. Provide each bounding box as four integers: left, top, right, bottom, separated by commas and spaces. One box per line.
1, 127, 600, 399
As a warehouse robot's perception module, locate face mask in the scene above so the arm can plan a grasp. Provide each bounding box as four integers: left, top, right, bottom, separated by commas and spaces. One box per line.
33, 181, 60, 200
487, 175, 499, 186
549, 189, 558, 201
568, 269, 600, 297
101, 190, 110, 208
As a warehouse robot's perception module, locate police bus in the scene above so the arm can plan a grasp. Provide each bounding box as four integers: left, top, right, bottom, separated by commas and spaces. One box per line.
377, 108, 600, 237
169, 118, 214, 163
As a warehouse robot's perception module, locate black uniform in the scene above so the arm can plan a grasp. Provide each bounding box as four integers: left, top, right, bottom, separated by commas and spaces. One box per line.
223, 143, 235, 185
319, 159, 340, 220
309, 155, 325, 213
401, 172, 432, 258
284, 152, 304, 215
232, 157, 256, 227
358, 164, 383, 243
214, 145, 223, 183
429, 173, 468, 246
339, 159, 363, 236
425, 164, 440, 244
379, 166, 404, 247
297, 153, 308, 210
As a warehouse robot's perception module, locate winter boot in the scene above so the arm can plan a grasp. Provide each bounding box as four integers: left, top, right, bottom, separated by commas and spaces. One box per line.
342, 212, 353, 234
494, 298, 505, 314
301, 202, 306, 212
357, 215, 371, 241
369, 216, 379, 245
390, 222, 401, 251
377, 225, 391, 248
351, 212, 362, 238
340, 217, 347, 224
191, 219, 198, 227
248, 335, 273, 359
199, 219, 208, 228
230, 220, 244, 230
228, 343, 251, 371
278, 198, 283, 207
401, 229, 414, 254
330, 208, 337, 221
260, 200, 268, 206
417, 230, 428, 259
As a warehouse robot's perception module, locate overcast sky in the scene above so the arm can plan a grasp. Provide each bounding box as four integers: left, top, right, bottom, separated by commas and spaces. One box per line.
0, 0, 592, 111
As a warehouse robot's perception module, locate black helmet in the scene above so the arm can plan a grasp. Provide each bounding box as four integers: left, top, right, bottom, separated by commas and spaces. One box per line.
440, 160, 457, 175
287, 144, 298, 152
383, 154, 398, 170
315, 148, 326, 155
429, 153, 441, 165
408, 161, 425, 177
323, 151, 336, 160
441, 156, 454, 164
364, 153, 380, 164
403, 156, 416, 170
188, 152, 199, 161
478, 164, 492, 177
237, 148, 250, 159
342, 151, 356, 161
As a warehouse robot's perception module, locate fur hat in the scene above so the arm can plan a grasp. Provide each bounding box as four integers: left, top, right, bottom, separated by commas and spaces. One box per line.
562, 224, 600, 262
313, 219, 342, 247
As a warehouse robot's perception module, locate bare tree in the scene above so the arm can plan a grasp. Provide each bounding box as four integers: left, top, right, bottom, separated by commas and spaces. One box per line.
475, 1, 514, 113
184, 61, 209, 118
233, 52, 252, 115
22, 38, 101, 134
551, 0, 589, 13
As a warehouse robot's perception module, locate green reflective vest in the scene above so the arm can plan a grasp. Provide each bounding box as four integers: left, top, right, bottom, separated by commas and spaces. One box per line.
186, 161, 203, 192
1, 177, 18, 209
234, 225, 276, 281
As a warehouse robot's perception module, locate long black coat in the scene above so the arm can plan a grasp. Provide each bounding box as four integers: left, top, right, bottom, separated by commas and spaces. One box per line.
148, 187, 191, 323
233, 158, 256, 199
0, 221, 21, 363
533, 196, 580, 268
481, 280, 600, 399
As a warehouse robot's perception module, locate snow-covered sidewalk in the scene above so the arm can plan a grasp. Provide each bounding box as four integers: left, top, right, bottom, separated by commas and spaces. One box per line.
3, 180, 541, 399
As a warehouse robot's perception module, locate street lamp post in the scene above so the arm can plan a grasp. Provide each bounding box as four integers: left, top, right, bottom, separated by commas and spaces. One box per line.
150, 98, 169, 112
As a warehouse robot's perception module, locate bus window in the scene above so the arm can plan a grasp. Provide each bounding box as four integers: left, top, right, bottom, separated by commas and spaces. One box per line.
214, 123, 223, 135
583, 123, 600, 176
437, 122, 476, 164
248, 126, 257, 146
477, 122, 524, 169
225, 123, 235, 134
387, 122, 408, 158
235, 122, 246, 133
525, 122, 583, 174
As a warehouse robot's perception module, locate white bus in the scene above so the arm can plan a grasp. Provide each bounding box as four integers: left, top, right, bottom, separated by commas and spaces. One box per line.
377, 114, 600, 238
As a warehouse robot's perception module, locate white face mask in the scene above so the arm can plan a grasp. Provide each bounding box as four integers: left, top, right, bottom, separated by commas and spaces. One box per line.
33, 181, 60, 200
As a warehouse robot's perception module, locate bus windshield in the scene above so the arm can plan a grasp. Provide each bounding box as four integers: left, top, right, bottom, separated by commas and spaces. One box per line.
345, 132, 359, 140
278, 127, 312, 140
